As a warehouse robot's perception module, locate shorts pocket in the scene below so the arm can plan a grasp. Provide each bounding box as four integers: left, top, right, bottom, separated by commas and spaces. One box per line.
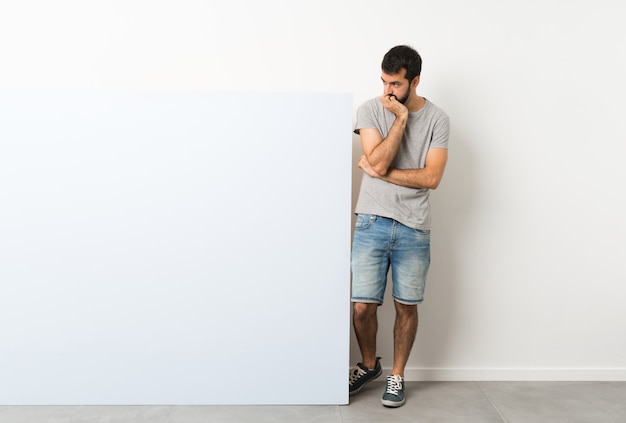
355, 214, 375, 230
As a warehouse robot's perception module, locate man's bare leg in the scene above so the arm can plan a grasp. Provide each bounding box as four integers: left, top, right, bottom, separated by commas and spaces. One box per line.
352, 302, 379, 369
391, 301, 418, 377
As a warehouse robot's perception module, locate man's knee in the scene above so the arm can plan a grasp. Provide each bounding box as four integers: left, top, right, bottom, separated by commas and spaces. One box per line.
394, 301, 418, 317
353, 302, 378, 321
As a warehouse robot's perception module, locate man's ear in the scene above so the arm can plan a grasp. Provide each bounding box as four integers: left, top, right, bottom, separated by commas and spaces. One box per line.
411, 76, 421, 89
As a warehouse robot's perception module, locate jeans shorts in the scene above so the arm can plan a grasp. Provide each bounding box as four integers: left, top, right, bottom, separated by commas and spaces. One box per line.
351, 214, 430, 305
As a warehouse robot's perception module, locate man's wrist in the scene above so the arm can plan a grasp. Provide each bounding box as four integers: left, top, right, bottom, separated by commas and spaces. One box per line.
395, 113, 408, 124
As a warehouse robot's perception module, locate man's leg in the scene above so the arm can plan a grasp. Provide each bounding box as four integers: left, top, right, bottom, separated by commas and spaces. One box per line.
353, 302, 379, 369
388, 221, 428, 378
381, 301, 417, 407
391, 301, 418, 377
349, 214, 388, 395
349, 301, 382, 395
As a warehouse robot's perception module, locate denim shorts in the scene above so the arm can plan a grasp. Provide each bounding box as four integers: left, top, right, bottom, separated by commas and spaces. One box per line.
351, 214, 430, 305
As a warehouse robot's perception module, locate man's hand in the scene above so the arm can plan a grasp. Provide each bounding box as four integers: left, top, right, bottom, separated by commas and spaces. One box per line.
379, 94, 408, 119
358, 155, 381, 178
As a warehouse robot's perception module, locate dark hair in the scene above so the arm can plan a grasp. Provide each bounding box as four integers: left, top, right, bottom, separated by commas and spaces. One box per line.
381, 45, 422, 82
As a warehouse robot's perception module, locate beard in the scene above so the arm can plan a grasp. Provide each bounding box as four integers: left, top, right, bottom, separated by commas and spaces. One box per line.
390, 89, 410, 104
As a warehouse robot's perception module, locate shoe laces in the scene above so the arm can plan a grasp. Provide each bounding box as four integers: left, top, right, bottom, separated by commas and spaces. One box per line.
349, 365, 367, 385
385, 375, 403, 395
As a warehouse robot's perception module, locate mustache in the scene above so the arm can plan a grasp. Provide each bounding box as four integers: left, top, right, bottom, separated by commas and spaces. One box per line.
387, 93, 409, 104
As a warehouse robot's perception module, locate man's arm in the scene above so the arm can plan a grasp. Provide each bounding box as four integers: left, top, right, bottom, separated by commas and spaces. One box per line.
358, 147, 448, 190
360, 95, 408, 176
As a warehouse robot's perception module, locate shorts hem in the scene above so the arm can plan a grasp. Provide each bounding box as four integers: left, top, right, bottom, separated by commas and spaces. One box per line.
351, 297, 383, 305
392, 296, 423, 305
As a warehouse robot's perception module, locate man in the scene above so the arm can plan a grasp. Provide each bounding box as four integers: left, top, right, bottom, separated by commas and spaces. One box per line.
349, 45, 449, 408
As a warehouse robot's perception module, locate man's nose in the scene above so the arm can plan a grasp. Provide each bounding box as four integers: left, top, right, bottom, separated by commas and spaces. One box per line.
384, 85, 393, 95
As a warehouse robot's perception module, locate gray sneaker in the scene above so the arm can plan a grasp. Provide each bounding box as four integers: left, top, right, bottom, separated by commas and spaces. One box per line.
381, 374, 405, 407
349, 357, 382, 395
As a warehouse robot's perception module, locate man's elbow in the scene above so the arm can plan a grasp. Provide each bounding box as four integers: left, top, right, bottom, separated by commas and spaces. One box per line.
427, 175, 443, 190
372, 163, 390, 177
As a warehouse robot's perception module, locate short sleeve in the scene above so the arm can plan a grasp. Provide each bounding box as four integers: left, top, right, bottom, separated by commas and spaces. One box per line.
430, 114, 450, 149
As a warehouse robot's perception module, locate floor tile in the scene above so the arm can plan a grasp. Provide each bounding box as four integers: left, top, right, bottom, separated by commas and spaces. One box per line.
341, 381, 504, 422
0, 406, 174, 423
168, 405, 342, 423
95, 406, 173, 423
480, 381, 626, 423
0, 406, 101, 423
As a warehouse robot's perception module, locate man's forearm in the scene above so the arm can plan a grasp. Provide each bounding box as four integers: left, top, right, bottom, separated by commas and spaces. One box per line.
377, 167, 441, 190
364, 115, 407, 176
358, 148, 448, 190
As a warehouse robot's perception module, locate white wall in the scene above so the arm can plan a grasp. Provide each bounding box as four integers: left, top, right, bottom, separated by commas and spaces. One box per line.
1, 0, 625, 383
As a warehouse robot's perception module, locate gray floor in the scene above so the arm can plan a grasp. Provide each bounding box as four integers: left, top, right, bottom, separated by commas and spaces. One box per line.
1, 381, 625, 423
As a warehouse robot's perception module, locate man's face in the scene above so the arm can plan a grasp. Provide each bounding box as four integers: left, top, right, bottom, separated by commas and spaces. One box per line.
381, 69, 411, 104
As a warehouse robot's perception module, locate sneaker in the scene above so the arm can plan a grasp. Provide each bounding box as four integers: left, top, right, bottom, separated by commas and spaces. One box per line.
381, 374, 405, 407
349, 357, 382, 395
